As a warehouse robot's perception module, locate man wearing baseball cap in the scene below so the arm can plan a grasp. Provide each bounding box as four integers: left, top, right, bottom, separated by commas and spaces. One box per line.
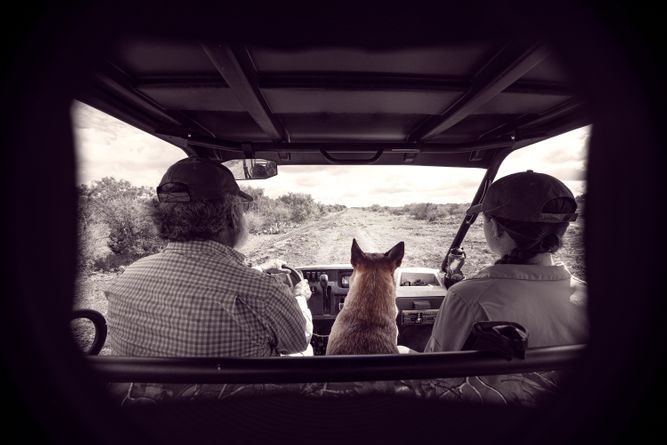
105, 157, 312, 357
425, 170, 588, 352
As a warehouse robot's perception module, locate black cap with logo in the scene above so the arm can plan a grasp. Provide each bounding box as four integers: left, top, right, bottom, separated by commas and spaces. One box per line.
157, 157, 253, 203
466, 170, 577, 223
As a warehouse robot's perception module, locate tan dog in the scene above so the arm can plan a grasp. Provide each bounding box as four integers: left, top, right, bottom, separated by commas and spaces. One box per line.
326, 239, 404, 355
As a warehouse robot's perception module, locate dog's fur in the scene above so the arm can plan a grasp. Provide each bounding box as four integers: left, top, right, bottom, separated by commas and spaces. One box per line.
326, 239, 404, 355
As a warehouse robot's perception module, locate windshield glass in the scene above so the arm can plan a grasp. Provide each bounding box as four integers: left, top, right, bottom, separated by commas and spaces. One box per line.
235, 163, 486, 269
71, 100, 587, 358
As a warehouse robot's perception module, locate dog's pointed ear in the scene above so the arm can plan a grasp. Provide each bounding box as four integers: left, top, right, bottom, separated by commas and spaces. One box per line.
385, 241, 404, 267
351, 238, 365, 266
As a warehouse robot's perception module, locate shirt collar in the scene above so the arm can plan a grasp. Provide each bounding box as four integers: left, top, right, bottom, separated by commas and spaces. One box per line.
471, 263, 572, 281
165, 240, 247, 265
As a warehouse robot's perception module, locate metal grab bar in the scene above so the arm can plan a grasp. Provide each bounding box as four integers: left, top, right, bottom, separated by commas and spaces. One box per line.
88, 344, 585, 383
71, 309, 107, 356
320, 149, 383, 164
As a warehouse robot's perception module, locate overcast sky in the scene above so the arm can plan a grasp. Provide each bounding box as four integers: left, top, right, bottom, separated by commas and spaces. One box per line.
72, 101, 589, 207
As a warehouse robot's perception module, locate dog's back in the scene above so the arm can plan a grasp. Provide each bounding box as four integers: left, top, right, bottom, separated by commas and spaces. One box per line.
326, 239, 404, 355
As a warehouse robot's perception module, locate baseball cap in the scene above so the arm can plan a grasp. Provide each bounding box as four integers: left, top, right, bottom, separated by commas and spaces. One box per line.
157, 157, 253, 203
466, 170, 577, 223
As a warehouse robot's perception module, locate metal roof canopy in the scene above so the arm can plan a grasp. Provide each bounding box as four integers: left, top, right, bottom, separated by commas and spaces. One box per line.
81, 37, 589, 168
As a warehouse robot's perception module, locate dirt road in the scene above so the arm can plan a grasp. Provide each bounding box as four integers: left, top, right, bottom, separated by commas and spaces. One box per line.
239, 208, 485, 271
239, 207, 585, 278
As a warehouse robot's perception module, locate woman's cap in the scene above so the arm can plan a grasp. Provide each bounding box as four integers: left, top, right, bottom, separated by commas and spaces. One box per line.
157, 157, 253, 203
466, 170, 577, 223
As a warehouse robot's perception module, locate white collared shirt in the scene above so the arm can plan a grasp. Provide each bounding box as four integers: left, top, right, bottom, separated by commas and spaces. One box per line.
425, 263, 588, 352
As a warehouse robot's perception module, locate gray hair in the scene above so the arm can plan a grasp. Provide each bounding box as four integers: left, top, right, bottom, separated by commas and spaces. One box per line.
151, 194, 245, 242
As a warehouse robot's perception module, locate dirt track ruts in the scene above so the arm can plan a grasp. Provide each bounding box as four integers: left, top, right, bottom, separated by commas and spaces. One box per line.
239, 208, 467, 270
239, 207, 584, 279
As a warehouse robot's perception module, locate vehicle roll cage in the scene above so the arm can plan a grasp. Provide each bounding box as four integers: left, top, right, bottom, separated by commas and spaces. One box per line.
441, 146, 513, 273
82, 39, 589, 167
77, 37, 591, 384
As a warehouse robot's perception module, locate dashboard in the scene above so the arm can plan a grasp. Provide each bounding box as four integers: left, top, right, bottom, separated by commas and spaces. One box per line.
298, 265, 447, 353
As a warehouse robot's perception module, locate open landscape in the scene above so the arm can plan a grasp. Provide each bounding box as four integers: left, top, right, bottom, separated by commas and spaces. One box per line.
73, 205, 584, 355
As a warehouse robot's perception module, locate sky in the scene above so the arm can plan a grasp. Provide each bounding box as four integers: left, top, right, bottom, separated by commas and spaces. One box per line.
72, 100, 589, 207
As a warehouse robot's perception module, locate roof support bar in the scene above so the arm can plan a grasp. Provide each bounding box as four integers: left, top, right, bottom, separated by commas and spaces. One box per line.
258, 72, 573, 96
202, 44, 287, 142
408, 42, 547, 142
478, 98, 584, 140
134, 73, 574, 96
161, 132, 519, 154
440, 146, 515, 272
96, 65, 217, 138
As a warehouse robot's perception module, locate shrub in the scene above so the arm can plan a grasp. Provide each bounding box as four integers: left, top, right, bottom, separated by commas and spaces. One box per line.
78, 221, 112, 272
409, 203, 447, 222
324, 204, 346, 213
279, 192, 320, 223
78, 179, 342, 274
93, 252, 140, 272
388, 206, 407, 216
104, 198, 164, 257
78, 178, 165, 272
245, 212, 266, 234
239, 185, 266, 210
262, 199, 291, 223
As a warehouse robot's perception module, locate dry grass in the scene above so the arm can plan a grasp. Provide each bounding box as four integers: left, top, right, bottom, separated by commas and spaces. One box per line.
72, 273, 116, 355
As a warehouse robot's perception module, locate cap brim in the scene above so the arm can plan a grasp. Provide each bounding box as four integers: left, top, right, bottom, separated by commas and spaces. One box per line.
538, 212, 578, 223
466, 203, 483, 216
237, 190, 254, 202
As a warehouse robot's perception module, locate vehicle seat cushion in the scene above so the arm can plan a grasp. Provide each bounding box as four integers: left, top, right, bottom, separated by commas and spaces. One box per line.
107, 370, 565, 407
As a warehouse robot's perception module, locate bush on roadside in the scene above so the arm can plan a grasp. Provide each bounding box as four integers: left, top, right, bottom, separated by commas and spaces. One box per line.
244, 212, 266, 234
388, 206, 408, 216
327, 204, 347, 212
409, 203, 447, 222
382, 202, 468, 222
279, 192, 320, 223
240, 185, 294, 234
79, 180, 343, 274
78, 222, 112, 273
78, 178, 164, 272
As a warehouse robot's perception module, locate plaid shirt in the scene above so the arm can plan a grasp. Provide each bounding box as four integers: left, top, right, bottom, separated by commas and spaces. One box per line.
105, 240, 308, 357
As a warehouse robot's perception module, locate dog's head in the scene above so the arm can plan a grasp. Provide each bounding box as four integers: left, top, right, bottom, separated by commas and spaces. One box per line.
350, 238, 404, 272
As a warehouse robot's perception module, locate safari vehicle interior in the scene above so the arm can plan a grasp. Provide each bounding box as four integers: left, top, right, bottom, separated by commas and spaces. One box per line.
6, 3, 666, 444
72, 37, 588, 395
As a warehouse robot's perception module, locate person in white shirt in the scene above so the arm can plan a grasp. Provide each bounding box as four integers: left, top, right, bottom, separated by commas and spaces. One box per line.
425, 170, 588, 352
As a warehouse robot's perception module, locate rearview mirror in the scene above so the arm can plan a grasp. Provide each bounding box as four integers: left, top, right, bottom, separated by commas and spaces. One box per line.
224, 159, 278, 180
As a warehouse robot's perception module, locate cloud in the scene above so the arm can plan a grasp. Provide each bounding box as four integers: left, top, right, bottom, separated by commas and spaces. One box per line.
72, 101, 185, 187
73, 102, 590, 206
546, 163, 587, 181
497, 126, 590, 187
254, 165, 487, 205
537, 128, 590, 163
279, 165, 350, 176
563, 180, 586, 197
